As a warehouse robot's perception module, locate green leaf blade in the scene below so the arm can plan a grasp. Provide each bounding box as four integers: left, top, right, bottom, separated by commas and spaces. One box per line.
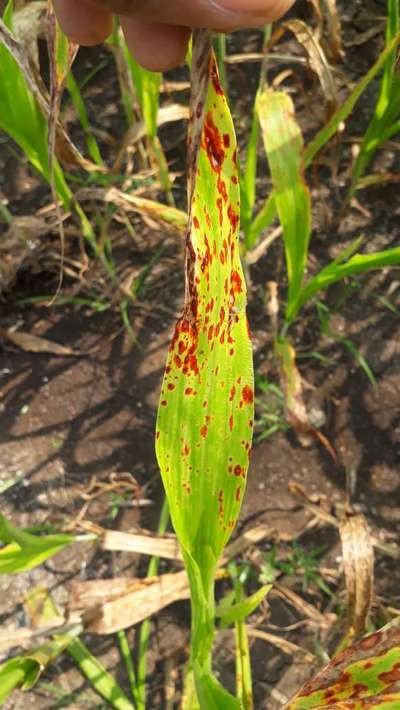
257, 89, 312, 321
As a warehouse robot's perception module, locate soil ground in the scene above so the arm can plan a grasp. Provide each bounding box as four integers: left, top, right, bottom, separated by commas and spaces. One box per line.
0, 0, 399, 707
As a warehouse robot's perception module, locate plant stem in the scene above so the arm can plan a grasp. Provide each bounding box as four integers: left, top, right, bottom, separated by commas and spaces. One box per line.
136, 496, 170, 709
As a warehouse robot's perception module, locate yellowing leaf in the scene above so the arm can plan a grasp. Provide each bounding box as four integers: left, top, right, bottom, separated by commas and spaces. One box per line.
285, 617, 400, 709
156, 35, 254, 572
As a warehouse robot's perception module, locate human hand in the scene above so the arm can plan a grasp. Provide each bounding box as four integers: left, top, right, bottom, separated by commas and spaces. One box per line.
53, 0, 294, 71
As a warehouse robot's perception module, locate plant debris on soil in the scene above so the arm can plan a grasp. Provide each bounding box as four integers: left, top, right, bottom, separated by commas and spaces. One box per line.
0, 1, 400, 707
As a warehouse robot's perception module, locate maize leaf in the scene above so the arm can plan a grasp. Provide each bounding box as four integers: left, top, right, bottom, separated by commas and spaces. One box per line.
286, 616, 400, 708
156, 31, 253, 576
257, 89, 312, 323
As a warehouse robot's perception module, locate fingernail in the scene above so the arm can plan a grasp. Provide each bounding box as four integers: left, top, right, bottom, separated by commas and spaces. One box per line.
211, 0, 271, 14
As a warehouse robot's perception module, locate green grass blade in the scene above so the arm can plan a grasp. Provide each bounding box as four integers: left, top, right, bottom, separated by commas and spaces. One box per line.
66, 71, 104, 166
349, 2, 400, 196
0, 1, 71, 208
117, 631, 139, 707
0, 513, 76, 574
122, 41, 161, 139
217, 584, 271, 628
304, 31, 400, 168
241, 107, 260, 248
292, 246, 400, 320
0, 638, 72, 704
136, 497, 170, 709
257, 89, 312, 320
250, 31, 400, 241
67, 638, 134, 710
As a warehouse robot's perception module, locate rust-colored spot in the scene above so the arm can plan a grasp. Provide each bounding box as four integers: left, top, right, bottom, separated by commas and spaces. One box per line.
218, 489, 224, 516
161, 400, 167, 407
185, 387, 193, 396
229, 415, 233, 431
189, 354, 199, 375
234, 465, 244, 477
211, 63, 224, 96
167, 383, 175, 391
174, 355, 182, 368
236, 486, 241, 502
231, 175, 238, 185
182, 443, 190, 457
228, 204, 239, 231
203, 112, 225, 171
217, 176, 228, 203
223, 133, 230, 148
208, 325, 214, 341
349, 684, 369, 699
219, 331, 225, 345
229, 386, 236, 401
229, 348, 234, 356
200, 425, 208, 438
178, 341, 186, 354
242, 385, 254, 404
165, 365, 171, 374
193, 216, 200, 229
323, 690, 337, 701
231, 270, 242, 294
156, 431, 160, 440
379, 663, 400, 684
360, 633, 382, 651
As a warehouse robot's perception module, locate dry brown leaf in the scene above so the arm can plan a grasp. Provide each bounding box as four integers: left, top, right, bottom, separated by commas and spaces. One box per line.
273, 583, 329, 627
0, 328, 82, 356
72, 572, 191, 634
289, 481, 399, 560
102, 530, 182, 561
0, 216, 49, 294
113, 103, 189, 173
322, 0, 343, 61
270, 18, 338, 115
247, 628, 317, 662
76, 186, 187, 233
68, 524, 275, 634
340, 513, 374, 638
276, 339, 337, 461
0, 17, 105, 173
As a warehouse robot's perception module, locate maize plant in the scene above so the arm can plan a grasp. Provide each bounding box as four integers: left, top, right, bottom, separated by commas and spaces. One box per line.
156, 29, 254, 705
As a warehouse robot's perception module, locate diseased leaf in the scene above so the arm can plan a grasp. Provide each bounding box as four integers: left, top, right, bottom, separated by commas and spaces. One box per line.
285, 617, 400, 709
156, 35, 254, 570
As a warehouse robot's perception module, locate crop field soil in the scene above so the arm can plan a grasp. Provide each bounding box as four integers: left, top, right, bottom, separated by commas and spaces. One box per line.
0, 0, 399, 708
